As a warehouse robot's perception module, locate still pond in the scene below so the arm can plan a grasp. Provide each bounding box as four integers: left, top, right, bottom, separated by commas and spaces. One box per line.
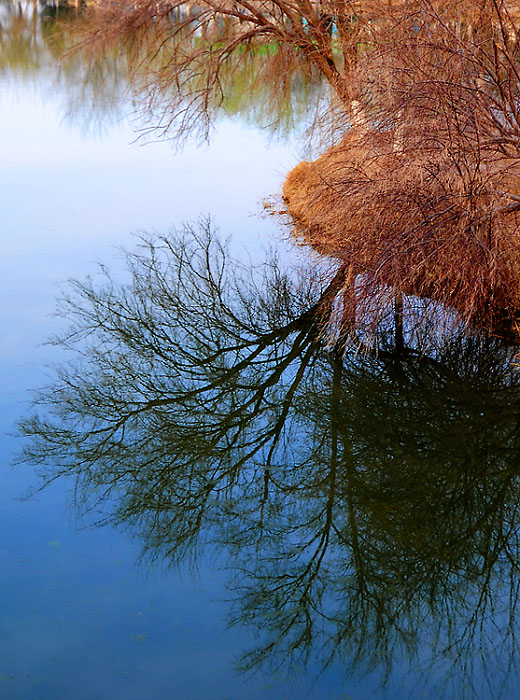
1, 3, 520, 699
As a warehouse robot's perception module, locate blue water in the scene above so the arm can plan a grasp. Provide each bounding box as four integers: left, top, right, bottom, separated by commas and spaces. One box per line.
0, 19, 347, 700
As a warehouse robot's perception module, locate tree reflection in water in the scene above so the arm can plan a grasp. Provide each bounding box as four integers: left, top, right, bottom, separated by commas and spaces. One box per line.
18, 221, 520, 697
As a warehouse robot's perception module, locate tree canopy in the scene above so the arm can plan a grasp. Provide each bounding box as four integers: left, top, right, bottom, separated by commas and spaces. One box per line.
283, 0, 520, 334
76, 0, 520, 336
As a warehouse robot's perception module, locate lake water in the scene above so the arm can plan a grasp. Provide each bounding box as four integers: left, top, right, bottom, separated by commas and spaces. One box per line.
3, 3, 520, 699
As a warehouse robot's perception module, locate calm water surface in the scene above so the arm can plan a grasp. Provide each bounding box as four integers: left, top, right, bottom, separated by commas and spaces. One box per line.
2, 4, 520, 699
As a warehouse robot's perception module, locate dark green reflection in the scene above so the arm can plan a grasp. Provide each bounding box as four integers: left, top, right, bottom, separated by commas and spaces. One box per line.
1, 1, 320, 136
19, 222, 520, 697
0, 0, 131, 129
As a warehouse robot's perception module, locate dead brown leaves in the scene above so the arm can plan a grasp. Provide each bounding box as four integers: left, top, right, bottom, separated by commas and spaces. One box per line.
283, 0, 520, 338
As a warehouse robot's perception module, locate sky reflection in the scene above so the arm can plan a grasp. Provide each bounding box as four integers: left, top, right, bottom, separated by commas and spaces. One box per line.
0, 11, 322, 699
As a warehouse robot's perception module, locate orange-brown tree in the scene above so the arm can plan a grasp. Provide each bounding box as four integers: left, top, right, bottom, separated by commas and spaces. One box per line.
284, 0, 520, 337
81, 0, 520, 338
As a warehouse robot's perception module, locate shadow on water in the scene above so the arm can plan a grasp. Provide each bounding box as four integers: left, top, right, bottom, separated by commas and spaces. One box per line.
17, 220, 520, 698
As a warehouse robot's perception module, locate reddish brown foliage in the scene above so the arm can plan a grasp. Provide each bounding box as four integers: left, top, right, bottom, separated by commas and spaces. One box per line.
284, 0, 520, 337
81, 0, 520, 336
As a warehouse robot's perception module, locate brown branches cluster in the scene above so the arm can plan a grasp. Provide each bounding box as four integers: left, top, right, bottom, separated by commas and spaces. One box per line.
80, 0, 368, 136
283, 0, 520, 336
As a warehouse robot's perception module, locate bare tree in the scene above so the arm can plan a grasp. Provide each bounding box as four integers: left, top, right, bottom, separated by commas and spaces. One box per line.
76, 0, 520, 335
78, 0, 382, 137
